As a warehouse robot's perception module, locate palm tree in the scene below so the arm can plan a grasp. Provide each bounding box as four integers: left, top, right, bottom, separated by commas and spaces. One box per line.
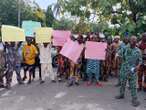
52, 0, 64, 17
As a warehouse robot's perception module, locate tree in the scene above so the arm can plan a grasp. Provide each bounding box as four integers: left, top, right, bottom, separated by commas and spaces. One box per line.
45, 6, 55, 27
52, 17, 74, 30
56, 0, 146, 36
53, 0, 65, 17
0, 0, 47, 26
0, 0, 18, 25
34, 8, 46, 26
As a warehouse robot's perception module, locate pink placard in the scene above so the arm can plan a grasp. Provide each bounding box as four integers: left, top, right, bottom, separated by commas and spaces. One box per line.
53, 30, 71, 46
60, 40, 84, 63
85, 41, 107, 60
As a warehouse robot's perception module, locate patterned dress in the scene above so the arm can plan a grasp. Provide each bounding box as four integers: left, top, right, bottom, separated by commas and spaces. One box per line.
119, 45, 142, 99
86, 59, 100, 82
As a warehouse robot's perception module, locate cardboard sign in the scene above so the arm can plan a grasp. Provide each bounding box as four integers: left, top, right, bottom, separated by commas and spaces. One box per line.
53, 30, 71, 46
1, 25, 25, 42
35, 27, 53, 43
85, 41, 107, 60
22, 20, 41, 37
60, 40, 84, 63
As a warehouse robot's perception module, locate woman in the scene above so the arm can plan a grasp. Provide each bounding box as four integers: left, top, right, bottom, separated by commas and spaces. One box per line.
86, 34, 102, 87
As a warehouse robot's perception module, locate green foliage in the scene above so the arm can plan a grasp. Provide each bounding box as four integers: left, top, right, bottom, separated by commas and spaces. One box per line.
1, 0, 146, 37
55, 0, 146, 36
52, 17, 74, 30
0, 0, 18, 25
45, 6, 55, 27
0, 0, 54, 27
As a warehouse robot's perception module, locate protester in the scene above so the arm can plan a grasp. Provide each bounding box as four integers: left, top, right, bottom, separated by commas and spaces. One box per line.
63, 57, 70, 80
4, 42, 23, 89
111, 35, 121, 77
32, 38, 42, 81
115, 36, 142, 107
138, 33, 146, 91
22, 39, 38, 84
67, 35, 84, 87
56, 47, 65, 82
38, 43, 56, 84
86, 34, 102, 87
0, 41, 5, 88
102, 37, 112, 81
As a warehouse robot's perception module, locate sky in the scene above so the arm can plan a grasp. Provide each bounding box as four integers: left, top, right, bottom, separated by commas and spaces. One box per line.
35, 0, 57, 9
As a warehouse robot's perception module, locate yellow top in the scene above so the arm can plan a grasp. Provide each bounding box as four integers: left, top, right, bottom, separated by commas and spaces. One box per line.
22, 44, 38, 65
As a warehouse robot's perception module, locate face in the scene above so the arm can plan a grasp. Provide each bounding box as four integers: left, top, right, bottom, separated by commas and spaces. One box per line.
27, 40, 31, 45
114, 38, 119, 43
130, 36, 137, 47
43, 43, 49, 47
10, 42, 15, 47
123, 37, 129, 44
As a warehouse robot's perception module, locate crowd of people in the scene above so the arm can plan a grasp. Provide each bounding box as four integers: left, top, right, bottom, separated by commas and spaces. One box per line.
0, 32, 146, 107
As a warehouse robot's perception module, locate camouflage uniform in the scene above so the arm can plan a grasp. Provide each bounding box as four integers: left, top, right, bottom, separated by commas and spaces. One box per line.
118, 45, 142, 99
117, 43, 129, 85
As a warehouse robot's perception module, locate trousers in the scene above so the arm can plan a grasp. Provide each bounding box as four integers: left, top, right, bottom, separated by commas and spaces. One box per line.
41, 63, 56, 81
120, 66, 137, 98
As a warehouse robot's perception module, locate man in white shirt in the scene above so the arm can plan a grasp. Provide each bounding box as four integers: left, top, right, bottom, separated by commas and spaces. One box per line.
39, 43, 56, 84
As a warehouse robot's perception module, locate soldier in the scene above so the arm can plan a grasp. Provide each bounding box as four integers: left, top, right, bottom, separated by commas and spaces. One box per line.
115, 36, 142, 107
138, 33, 146, 92
0, 42, 5, 88
115, 36, 129, 87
